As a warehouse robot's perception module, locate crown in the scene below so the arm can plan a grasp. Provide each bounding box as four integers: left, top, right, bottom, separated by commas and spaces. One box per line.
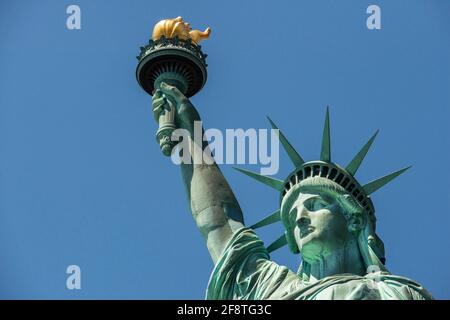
235, 107, 410, 253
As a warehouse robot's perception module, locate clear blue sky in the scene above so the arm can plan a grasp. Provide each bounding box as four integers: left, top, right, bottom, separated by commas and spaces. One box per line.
0, 0, 449, 299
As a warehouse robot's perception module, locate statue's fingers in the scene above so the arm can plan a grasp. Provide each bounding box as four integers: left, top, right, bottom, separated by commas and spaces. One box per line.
152, 89, 163, 101
152, 96, 166, 104
153, 103, 165, 113
159, 82, 185, 104
153, 104, 166, 122
152, 91, 164, 103
152, 99, 174, 122
152, 97, 166, 110
152, 99, 167, 113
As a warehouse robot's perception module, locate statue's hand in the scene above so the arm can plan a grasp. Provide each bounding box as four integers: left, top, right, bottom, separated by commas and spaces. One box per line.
152, 82, 201, 132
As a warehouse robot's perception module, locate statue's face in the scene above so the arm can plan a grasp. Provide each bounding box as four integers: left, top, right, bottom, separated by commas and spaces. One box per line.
289, 192, 351, 262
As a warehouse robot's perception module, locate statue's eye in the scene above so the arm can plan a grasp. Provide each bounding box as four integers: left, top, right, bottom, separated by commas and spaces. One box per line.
312, 199, 328, 211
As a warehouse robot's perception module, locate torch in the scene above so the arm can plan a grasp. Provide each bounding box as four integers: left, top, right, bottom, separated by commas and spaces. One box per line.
136, 16, 210, 156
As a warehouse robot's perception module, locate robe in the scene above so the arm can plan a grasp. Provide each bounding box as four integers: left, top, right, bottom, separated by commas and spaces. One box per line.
206, 228, 433, 300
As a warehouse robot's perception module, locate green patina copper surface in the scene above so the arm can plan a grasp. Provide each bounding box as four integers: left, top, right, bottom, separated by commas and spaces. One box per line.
137, 22, 433, 300
148, 83, 433, 300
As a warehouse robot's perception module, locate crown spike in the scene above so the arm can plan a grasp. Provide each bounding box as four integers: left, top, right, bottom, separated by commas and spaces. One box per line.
320, 107, 331, 162
249, 210, 280, 229
346, 130, 379, 176
363, 166, 411, 195
267, 234, 288, 253
266, 117, 305, 167
234, 167, 285, 191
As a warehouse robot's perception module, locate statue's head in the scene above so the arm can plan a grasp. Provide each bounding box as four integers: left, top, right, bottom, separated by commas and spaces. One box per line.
281, 177, 364, 260
236, 108, 410, 275
280, 176, 386, 269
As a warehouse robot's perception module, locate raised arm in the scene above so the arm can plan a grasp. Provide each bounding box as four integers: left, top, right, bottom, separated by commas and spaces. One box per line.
152, 82, 245, 263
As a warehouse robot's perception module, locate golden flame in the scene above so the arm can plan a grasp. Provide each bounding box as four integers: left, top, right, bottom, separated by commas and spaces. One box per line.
152, 16, 211, 45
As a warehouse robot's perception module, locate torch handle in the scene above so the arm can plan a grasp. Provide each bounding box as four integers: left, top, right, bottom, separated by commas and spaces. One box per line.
156, 96, 177, 157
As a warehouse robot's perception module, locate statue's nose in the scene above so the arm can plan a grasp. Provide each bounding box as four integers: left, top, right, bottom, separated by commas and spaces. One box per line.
295, 204, 310, 225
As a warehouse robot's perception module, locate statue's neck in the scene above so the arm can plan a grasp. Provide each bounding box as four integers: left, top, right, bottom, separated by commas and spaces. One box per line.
302, 238, 366, 283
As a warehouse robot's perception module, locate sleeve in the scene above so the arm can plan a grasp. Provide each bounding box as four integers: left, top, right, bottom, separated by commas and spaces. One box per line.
206, 227, 301, 300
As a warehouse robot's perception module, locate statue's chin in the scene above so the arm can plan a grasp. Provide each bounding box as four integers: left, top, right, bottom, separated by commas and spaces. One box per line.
297, 239, 312, 255
298, 229, 316, 247
297, 236, 325, 260
299, 250, 320, 264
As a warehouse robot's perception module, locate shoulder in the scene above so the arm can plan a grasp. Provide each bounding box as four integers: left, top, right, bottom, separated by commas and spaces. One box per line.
220, 227, 269, 259
368, 273, 433, 300
207, 227, 300, 299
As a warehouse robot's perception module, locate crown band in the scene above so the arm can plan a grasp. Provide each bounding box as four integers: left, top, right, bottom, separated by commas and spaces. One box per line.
281, 161, 375, 216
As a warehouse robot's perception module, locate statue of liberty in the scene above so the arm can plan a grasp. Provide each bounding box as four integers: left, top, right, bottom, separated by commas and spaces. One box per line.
139, 17, 433, 300
151, 82, 432, 300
